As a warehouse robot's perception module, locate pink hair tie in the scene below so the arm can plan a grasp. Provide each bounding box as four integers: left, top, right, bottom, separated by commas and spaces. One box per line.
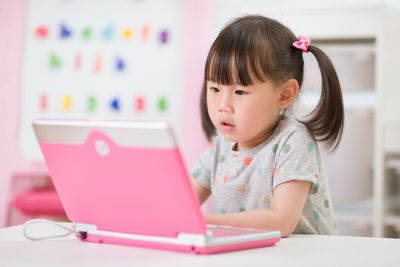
292, 36, 311, 53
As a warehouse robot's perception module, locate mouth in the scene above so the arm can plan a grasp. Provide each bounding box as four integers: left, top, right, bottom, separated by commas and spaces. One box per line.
220, 120, 235, 130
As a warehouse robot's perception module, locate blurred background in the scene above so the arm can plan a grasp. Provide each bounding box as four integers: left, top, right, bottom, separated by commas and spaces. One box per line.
1, 0, 400, 238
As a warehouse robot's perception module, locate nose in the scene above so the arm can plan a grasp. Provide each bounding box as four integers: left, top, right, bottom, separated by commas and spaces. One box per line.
218, 93, 233, 113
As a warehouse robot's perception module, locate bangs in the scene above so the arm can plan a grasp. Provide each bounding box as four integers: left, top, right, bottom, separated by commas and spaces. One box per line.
204, 27, 271, 86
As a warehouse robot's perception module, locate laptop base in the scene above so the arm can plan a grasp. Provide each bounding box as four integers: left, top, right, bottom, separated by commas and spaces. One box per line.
74, 222, 281, 254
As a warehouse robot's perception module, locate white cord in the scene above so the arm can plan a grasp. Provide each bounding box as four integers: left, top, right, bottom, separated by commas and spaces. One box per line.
23, 219, 77, 241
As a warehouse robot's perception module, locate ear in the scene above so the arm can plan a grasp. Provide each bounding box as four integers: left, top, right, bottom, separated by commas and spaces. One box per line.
278, 79, 299, 109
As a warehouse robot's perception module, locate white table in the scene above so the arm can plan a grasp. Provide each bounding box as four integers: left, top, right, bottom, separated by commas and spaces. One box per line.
0, 222, 399, 266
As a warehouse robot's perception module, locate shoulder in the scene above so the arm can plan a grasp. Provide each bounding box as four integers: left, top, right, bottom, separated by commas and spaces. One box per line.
269, 116, 318, 157
270, 116, 323, 190
275, 116, 315, 145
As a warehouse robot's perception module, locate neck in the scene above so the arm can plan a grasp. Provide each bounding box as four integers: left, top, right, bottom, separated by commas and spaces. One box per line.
235, 117, 281, 152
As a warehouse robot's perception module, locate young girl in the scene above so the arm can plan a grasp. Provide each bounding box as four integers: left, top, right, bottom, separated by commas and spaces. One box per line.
191, 15, 344, 237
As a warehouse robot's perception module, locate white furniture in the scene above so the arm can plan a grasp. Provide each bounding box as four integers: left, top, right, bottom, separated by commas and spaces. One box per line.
245, 3, 400, 237
0, 222, 399, 266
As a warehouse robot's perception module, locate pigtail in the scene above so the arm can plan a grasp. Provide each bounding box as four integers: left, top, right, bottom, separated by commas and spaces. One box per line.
301, 45, 344, 151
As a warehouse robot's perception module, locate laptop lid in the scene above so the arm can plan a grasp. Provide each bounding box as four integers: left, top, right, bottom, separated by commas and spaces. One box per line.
33, 119, 207, 238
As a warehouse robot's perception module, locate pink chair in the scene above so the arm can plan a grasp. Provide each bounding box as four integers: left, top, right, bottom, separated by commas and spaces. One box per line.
13, 189, 66, 216
7, 173, 67, 226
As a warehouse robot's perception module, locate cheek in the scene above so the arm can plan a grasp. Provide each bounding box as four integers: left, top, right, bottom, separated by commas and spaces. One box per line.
234, 103, 258, 127
206, 95, 218, 121
237, 99, 278, 127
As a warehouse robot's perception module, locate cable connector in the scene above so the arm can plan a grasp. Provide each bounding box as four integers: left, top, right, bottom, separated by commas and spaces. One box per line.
78, 231, 87, 240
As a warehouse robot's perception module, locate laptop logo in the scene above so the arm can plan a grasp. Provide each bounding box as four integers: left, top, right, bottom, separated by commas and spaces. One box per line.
95, 140, 110, 156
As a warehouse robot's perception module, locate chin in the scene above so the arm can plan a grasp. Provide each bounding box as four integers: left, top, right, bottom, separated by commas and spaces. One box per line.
219, 131, 239, 143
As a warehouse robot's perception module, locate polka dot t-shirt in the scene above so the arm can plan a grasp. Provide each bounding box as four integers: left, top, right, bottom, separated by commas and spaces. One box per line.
191, 116, 336, 235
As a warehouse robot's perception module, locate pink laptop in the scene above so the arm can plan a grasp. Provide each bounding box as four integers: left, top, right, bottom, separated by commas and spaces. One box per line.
32, 119, 280, 254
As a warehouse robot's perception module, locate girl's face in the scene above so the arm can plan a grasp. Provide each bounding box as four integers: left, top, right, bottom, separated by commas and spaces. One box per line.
207, 77, 282, 151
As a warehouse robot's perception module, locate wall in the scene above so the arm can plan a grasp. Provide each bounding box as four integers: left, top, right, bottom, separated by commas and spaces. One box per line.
0, 0, 211, 227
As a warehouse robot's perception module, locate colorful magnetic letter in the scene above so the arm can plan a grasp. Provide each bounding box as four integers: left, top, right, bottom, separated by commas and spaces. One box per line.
141, 25, 150, 42
62, 94, 72, 110
159, 30, 169, 44
123, 28, 133, 39
82, 27, 93, 39
102, 24, 114, 40
135, 96, 145, 112
93, 53, 102, 73
60, 23, 72, 39
115, 57, 126, 71
49, 53, 62, 69
110, 98, 120, 111
158, 97, 167, 111
40, 93, 47, 111
75, 53, 82, 70
88, 96, 96, 111
35, 25, 48, 39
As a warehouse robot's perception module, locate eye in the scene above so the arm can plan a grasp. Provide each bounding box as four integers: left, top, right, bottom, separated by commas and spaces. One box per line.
209, 87, 220, 93
235, 90, 247, 95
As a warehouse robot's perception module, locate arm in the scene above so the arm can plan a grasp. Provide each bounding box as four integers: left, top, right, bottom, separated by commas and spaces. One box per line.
191, 179, 211, 204
204, 180, 310, 237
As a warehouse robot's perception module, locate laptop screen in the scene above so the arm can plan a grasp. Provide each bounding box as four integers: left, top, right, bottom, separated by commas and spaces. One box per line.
33, 120, 207, 237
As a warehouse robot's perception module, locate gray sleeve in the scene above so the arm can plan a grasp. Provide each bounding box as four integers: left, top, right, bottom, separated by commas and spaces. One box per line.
272, 129, 320, 193
190, 143, 214, 190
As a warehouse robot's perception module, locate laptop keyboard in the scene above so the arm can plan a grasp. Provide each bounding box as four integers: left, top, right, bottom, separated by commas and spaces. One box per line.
206, 225, 264, 238
209, 230, 248, 238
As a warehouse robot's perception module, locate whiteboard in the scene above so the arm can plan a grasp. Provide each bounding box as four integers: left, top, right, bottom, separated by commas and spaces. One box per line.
19, 0, 184, 161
